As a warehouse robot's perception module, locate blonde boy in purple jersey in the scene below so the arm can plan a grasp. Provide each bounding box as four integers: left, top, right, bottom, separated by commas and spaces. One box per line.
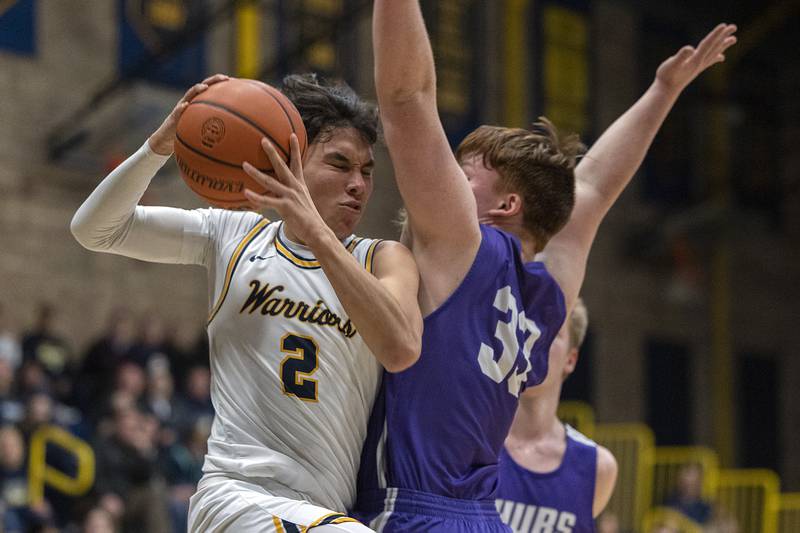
357, 2, 736, 530
497, 25, 737, 533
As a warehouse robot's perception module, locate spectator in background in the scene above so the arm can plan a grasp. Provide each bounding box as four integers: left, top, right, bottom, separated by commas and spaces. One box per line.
90, 361, 147, 428
173, 366, 213, 437
0, 425, 57, 532
0, 304, 22, 371
21, 303, 74, 403
93, 407, 170, 533
143, 355, 180, 447
77, 309, 137, 413
0, 360, 23, 425
127, 314, 168, 369
665, 463, 713, 524
0, 425, 29, 529
80, 506, 117, 533
161, 416, 211, 533
163, 322, 208, 394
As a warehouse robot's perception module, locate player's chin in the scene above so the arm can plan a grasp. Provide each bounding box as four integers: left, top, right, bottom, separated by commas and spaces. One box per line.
331, 212, 361, 239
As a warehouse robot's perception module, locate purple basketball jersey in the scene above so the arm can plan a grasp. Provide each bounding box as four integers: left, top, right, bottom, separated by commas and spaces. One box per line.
496, 425, 598, 533
357, 225, 565, 508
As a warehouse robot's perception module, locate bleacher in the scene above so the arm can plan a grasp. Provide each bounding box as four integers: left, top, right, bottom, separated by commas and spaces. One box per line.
557, 401, 796, 533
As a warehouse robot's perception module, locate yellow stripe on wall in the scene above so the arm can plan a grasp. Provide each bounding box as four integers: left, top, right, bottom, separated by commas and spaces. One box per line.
236, 0, 261, 78
504, 0, 531, 127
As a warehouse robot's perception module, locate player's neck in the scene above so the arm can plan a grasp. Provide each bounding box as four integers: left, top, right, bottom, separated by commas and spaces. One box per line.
508, 387, 561, 441
281, 224, 308, 247
487, 219, 540, 262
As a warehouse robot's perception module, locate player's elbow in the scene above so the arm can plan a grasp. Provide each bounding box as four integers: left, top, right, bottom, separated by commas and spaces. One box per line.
70, 213, 104, 252
382, 334, 421, 373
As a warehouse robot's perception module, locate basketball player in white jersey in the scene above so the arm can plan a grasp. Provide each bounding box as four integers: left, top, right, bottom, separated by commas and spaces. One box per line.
71, 73, 422, 532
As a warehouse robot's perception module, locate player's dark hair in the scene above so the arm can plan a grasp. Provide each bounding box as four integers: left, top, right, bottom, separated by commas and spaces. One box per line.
281, 73, 379, 147
456, 118, 585, 252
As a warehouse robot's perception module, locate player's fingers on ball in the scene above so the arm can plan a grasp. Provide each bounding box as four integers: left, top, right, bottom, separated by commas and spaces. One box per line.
203, 73, 229, 85
289, 134, 303, 178
260, 139, 291, 183
243, 189, 273, 208
243, 162, 288, 193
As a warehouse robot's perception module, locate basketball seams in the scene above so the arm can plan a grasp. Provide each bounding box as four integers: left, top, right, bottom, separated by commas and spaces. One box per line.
175, 134, 272, 173
189, 100, 291, 160
241, 80, 307, 154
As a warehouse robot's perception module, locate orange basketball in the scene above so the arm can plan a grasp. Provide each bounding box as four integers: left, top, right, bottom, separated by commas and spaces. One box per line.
174, 78, 307, 209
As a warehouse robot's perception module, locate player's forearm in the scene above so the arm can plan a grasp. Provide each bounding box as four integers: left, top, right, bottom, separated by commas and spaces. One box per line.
373, 0, 436, 107
71, 142, 169, 251
70, 144, 205, 265
309, 230, 421, 372
576, 80, 681, 207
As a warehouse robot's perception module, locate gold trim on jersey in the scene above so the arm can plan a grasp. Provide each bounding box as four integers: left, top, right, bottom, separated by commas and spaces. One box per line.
305, 512, 359, 530
207, 218, 271, 325
365, 239, 383, 273
346, 237, 363, 253
275, 231, 321, 269
272, 516, 286, 532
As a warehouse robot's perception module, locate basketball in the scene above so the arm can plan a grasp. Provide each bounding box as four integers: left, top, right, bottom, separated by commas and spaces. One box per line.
174, 78, 307, 209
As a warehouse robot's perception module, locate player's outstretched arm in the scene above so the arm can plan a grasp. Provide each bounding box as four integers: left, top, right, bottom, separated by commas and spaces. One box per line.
593, 446, 618, 517
244, 136, 423, 372
540, 24, 737, 312
71, 75, 230, 265
372, 0, 481, 266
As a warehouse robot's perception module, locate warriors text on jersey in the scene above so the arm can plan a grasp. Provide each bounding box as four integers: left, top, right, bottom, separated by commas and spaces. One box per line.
496, 425, 598, 533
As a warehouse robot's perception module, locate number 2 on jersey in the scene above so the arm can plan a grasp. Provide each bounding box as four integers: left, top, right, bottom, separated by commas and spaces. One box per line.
279, 334, 319, 402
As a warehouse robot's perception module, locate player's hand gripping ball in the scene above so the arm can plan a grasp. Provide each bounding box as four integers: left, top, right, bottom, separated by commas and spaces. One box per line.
174, 78, 307, 209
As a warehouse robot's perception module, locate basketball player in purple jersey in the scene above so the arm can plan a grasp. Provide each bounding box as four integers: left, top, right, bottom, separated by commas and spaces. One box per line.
497, 26, 737, 533
497, 300, 617, 533
356, 1, 737, 529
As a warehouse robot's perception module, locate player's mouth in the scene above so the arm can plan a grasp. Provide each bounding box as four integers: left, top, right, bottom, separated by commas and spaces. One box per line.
340, 201, 362, 213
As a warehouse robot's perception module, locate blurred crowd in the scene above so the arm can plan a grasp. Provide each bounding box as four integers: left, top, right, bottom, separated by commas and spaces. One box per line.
0, 302, 212, 533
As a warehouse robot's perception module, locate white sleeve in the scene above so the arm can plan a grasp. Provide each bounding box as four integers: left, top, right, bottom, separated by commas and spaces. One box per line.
70, 142, 212, 265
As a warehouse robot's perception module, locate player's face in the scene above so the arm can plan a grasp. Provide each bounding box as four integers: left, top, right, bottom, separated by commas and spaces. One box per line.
303, 127, 375, 239
543, 323, 572, 387
461, 154, 505, 221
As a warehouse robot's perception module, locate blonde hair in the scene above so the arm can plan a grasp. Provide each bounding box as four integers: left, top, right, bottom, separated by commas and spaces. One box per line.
569, 297, 589, 350
456, 117, 585, 251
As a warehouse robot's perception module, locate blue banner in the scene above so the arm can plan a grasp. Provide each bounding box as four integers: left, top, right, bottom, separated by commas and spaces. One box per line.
0, 0, 36, 54
119, 0, 206, 88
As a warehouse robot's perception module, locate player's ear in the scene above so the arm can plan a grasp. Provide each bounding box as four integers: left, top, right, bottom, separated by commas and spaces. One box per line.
488, 193, 522, 218
564, 346, 579, 375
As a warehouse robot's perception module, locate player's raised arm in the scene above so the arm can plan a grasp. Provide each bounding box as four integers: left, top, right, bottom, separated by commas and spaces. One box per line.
70, 75, 231, 265
372, 0, 481, 260
540, 24, 737, 311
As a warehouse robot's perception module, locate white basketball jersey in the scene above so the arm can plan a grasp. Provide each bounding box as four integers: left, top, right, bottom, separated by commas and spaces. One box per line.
200, 209, 383, 512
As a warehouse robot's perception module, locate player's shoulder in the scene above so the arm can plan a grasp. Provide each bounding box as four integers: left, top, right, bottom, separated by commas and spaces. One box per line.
200, 208, 272, 243
565, 424, 598, 448
596, 444, 618, 479
352, 237, 414, 275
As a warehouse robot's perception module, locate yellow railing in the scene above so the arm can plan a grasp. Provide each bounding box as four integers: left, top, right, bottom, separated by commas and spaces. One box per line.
595, 423, 655, 533
717, 469, 780, 533
642, 506, 704, 533
27, 425, 95, 506
557, 400, 596, 439
778, 493, 800, 533
652, 446, 719, 506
